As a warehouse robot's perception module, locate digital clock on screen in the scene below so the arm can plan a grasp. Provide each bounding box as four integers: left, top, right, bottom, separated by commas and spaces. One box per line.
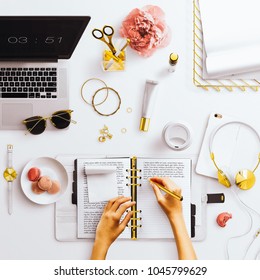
7, 36, 63, 44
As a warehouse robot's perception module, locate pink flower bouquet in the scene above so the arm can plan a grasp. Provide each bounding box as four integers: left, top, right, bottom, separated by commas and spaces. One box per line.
120, 5, 171, 57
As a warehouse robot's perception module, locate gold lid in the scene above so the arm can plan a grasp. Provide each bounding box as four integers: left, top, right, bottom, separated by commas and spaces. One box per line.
169, 53, 179, 65
139, 117, 150, 132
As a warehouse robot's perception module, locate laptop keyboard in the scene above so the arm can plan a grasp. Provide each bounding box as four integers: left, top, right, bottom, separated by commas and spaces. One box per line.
0, 67, 57, 98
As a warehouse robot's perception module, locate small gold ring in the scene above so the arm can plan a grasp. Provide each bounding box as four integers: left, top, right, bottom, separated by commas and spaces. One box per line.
98, 136, 106, 142
126, 107, 132, 113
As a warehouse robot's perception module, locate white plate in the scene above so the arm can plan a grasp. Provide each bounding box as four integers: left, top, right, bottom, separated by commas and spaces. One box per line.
20, 157, 68, 205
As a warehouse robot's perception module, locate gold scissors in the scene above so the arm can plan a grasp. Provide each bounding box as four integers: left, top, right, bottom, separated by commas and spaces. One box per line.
92, 25, 117, 55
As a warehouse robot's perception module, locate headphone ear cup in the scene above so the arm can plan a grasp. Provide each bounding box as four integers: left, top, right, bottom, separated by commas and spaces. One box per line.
217, 167, 234, 188
235, 169, 256, 190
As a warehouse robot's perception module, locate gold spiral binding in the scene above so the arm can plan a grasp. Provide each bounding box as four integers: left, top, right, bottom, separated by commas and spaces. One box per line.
193, 0, 260, 92
127, 225, 142, 228
126, 169, 142, 172
126, 175, 142, 179
126, 183, 141, 187
126, 209, 142, 213
126, 213, 142, 227
126, 156, 142, 239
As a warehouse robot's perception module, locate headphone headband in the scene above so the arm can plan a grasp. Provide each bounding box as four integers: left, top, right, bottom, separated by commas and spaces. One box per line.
209, 120, 260, 172
209, 120, 260, 153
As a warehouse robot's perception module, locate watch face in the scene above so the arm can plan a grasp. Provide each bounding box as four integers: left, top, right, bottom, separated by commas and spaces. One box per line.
3, 168, 17, 182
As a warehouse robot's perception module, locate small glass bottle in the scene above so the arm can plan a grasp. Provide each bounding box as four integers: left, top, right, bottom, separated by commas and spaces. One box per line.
168, 53, 179, 73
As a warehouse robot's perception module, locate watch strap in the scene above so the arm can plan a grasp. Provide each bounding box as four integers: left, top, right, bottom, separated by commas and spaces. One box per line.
7, 144, 13, 168
8, 181, 13, 215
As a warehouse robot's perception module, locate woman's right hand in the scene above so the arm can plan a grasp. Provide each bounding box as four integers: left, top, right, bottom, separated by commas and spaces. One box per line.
149, 177, 183, 221
150, 177, 197, 260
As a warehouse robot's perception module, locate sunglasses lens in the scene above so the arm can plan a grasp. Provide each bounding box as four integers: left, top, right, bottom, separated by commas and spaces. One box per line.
24, 116, 46, 135
51, 111, 71, 129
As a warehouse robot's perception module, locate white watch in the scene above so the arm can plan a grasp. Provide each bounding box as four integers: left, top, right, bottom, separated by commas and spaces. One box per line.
3, 144, 17, 215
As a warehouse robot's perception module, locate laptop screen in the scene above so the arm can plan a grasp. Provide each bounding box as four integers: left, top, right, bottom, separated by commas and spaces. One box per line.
0, 16, 91, 60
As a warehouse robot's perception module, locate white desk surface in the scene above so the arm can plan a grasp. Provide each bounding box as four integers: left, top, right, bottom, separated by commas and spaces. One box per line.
1, 0, 260, 260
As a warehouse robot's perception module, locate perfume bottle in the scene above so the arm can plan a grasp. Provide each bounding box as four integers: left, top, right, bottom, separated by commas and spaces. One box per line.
168, 53, 179, 73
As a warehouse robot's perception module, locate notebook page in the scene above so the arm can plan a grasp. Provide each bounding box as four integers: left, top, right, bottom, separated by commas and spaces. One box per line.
200, 0, 260, 78
137, 158, 191, 239
76, 158, 131, 238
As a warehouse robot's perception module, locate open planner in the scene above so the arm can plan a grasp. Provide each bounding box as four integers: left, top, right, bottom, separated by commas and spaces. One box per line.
73, 156, 193, 239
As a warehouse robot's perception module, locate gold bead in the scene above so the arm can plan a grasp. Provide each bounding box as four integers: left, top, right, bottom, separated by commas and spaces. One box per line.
98, 136, 106, 142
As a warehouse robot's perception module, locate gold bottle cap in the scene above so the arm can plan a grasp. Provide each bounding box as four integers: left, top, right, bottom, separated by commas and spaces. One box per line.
139, 117, 150, 132
169, 53, 179, 65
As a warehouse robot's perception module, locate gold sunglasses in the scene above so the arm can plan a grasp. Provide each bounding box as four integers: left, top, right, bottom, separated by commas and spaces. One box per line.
22, 110, 76, 135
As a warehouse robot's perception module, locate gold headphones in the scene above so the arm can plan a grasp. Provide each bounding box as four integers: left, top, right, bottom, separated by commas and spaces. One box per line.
209, 121, 260, 190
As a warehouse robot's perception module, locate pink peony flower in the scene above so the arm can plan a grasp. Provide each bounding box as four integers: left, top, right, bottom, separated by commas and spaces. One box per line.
120, 5, 171, 57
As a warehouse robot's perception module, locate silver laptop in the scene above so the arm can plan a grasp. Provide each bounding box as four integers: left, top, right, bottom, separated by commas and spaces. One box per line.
0, 16, 90, 130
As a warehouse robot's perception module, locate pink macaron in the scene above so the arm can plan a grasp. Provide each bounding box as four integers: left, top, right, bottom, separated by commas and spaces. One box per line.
27, 167, 41, 182
31, 181, 45, 194
47, 180, 61, 195
38, 176, 52, 191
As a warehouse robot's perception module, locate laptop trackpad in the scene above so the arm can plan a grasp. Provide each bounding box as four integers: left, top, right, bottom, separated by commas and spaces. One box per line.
2, 103, 33, 128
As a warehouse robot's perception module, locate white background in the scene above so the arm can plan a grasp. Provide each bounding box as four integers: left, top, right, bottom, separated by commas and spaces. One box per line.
1, 0, 260, 260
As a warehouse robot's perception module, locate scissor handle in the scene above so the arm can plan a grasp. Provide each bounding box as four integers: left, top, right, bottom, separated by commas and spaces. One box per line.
92, 25, 116, 55
92, 29, 103, 39
103, 25, 114, 36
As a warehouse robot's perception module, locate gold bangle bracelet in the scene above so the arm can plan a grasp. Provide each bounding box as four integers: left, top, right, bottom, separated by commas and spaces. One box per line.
81, 78, 108, 106
92, 87, 121, 116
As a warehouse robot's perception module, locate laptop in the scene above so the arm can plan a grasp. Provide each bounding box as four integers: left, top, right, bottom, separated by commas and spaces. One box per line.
0, 16, 91, 130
